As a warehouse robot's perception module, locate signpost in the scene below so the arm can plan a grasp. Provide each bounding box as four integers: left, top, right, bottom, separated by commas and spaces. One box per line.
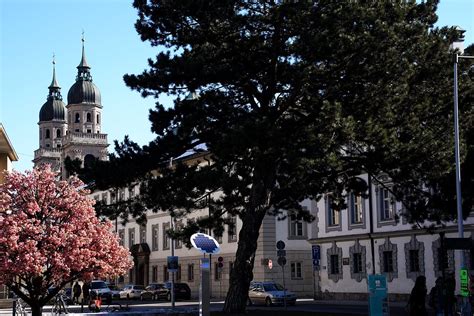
276, 240, 287, 309
191, 233, 221, 316
368, 274, 389, 316
461, 268, 469, 297
311, 245, 320, 300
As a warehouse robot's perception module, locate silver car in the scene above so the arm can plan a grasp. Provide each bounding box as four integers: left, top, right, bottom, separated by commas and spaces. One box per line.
119, 285, 144, 300
248, 281, 297, 306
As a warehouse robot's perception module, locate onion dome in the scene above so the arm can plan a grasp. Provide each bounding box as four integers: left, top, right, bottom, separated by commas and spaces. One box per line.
67, 37, 101, 105
39, 58, 66, 122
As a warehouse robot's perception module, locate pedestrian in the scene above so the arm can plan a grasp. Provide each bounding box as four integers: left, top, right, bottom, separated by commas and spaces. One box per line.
429, 277, 447, 316
73, 282, 81, 304
408, 275, 428, 316
82, 281, 90, 305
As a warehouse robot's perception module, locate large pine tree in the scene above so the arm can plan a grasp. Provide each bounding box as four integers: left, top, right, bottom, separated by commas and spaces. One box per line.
83, 1, 473, 313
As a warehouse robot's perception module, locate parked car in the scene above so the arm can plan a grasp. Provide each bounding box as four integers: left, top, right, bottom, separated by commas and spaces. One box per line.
90, 280, 113, 304
248, 281, 297, 306
107, 284, 121, 300
141, 282, 191, 301
119, 285, 145, 300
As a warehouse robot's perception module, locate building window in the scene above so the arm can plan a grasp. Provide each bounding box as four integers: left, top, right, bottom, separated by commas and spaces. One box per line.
75, 129, 80, 132
379, 187, 395, 221
46, 129, 50, 139
349, 240, 367, 282
383, 251, 394, 273
353, 253, 363, 274
57, 144, 61, 148
139, 225, 146, 244
290, 262, 302, 279
56, 129, 61, 138
330, 255, 339, 275
87, 129, 91, 133
228, 216, 237, 242
409, 250, 420, 272
101, 193, 108, 203
188, 264, 194, 282
152, 266, 158, 282
327, 195, 340, 227
152, 225, 159, 251
175, 222, 183, 249
97, 114, 100, 124
163, 266, 169, 282
128, 228, 135, 248
176, 265, 182, 281
349, 193, 364, 225
214, 263, 221, 281
118, 229, 125, 247
119, 189, 125, 201
75, 113, 80, 123
163, 223, 170, 250
289, 215, 304, 238
40, 130, 42, 140
86, 113, 91, 122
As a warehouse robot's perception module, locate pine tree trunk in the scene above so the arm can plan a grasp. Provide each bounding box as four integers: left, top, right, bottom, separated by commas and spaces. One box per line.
30, 304, 42, 316
223, 208, 267, 313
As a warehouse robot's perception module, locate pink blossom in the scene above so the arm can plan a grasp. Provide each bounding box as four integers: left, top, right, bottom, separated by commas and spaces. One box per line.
0, 165, 132, 310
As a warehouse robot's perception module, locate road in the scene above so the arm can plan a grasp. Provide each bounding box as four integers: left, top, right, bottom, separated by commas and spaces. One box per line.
0, 298, 408, 315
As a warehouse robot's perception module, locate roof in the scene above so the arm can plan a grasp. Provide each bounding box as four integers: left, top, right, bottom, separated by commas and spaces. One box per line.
0, 124, 19, 161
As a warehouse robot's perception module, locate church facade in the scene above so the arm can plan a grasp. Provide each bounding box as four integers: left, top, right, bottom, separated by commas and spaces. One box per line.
33, 41, 108, 176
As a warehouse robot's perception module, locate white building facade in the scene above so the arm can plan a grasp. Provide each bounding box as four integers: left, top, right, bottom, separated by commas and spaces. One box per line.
308, 173, 474, 301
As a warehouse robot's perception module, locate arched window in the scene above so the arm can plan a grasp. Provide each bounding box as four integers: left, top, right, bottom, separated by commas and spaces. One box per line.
45, 129, 50, 139
56, 129, 61, 138
84, 154, 96, 170
86, 113, 92, 122
40, 130, 42, 140
75, 113, 80, 123
57, 144, 61, 148
97, 114, 100, 124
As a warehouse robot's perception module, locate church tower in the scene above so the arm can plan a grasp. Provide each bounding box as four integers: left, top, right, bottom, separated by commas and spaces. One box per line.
33, 58, 67, 171
61, 37, 108, 178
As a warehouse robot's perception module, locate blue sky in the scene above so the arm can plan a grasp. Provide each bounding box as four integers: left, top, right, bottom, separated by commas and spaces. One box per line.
1, 0, 473, 172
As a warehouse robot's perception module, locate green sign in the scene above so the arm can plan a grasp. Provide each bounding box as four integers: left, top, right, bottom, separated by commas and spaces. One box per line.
460, 268, 469, 297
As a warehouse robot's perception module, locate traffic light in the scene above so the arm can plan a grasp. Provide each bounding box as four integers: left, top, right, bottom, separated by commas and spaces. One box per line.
218, 256, 224, 270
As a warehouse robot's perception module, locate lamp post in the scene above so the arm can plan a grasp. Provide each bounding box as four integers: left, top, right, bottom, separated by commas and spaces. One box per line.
452, 28, 474, 316
452, 32, 474, 254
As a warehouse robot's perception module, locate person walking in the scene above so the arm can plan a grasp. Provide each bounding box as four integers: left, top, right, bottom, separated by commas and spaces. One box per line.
73, 282, 81, 304
408, 275, 428, 316
82, 281, 90, 306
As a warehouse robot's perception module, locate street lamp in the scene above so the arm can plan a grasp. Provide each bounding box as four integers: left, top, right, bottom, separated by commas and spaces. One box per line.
452, 29, 474, 255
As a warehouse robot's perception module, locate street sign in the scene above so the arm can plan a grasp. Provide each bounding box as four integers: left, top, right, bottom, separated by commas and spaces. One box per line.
276, 240, 286, 250
277, 249, 286, 257
461, 268, 469, 297
190, 233, 221, 254
268, 259, 273, 269
167, 256, 179, 272
277, 256, 287, 266
312, 245, 321, 270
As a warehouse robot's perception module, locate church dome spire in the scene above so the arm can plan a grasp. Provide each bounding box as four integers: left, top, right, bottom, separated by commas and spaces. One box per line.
67, 33, 101, 106
39, 56, 66, 122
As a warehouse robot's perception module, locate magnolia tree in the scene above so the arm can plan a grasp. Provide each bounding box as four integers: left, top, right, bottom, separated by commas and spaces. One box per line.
0, 165, 132, 316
